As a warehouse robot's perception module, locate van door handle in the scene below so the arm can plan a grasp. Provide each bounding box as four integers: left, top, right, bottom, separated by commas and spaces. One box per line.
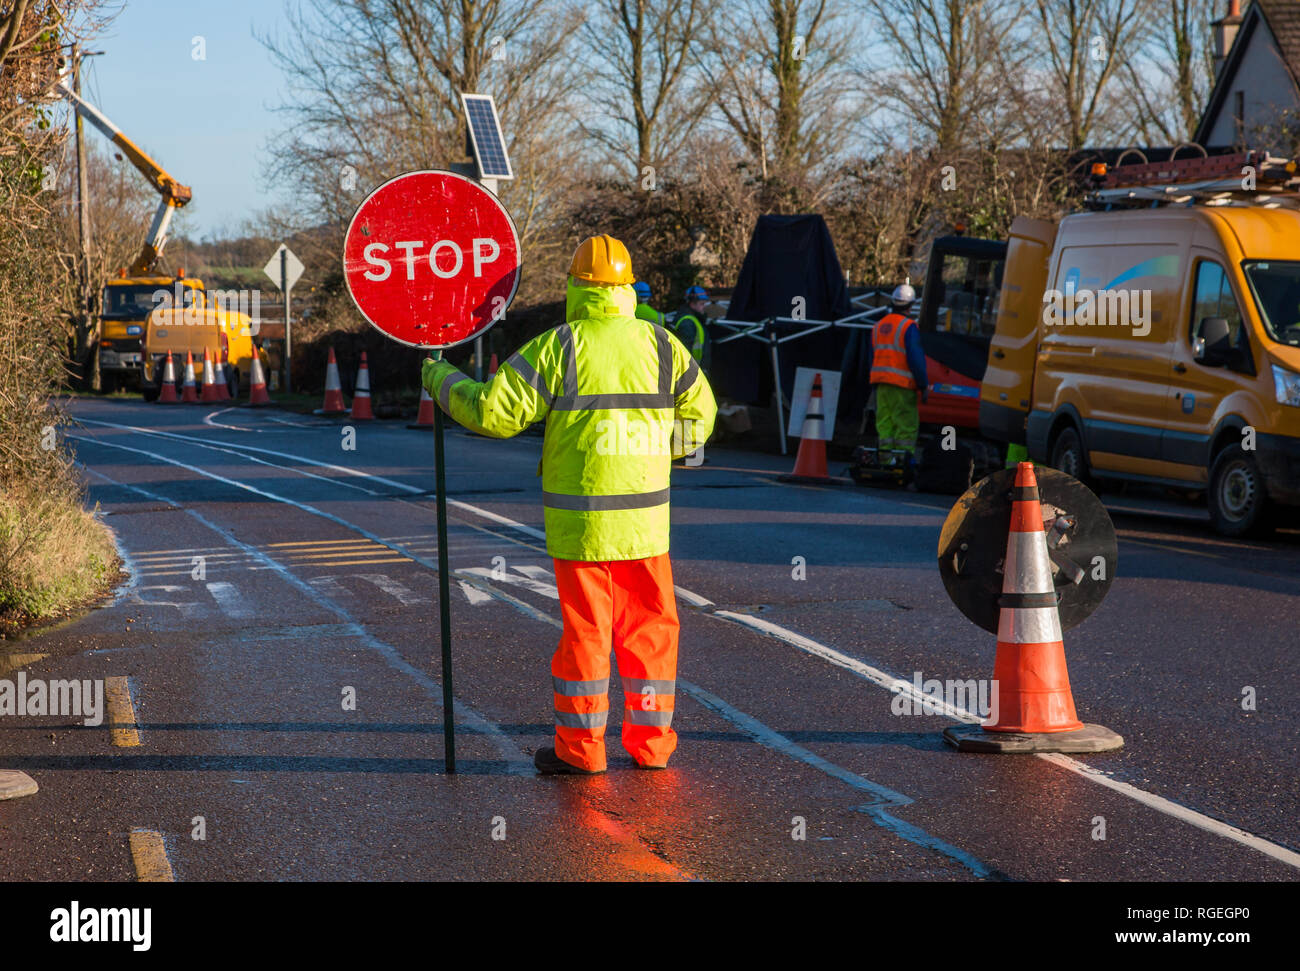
1172, 362, 1187, 374
992, 349, 1005, 359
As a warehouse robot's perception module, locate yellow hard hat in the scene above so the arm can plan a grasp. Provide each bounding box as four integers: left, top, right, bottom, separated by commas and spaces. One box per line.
569, 234, 634, 286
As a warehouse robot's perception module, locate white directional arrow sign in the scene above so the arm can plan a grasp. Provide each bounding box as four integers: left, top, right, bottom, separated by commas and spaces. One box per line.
263, 243, 304, 293
263, 243, 305, 395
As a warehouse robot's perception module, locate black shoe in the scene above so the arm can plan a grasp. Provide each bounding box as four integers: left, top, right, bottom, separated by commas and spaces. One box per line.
534, 746, 604, 775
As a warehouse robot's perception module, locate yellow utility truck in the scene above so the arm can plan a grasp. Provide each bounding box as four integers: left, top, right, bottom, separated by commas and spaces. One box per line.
981, 152, 1300, 536
140, 295, 257, 401
58, 80, 197, 392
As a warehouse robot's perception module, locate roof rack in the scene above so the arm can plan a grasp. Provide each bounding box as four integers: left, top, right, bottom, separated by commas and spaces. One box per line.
1084, 149, 1300, 209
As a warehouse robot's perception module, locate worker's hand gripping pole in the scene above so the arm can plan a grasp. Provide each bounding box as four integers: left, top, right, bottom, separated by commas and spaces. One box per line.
430, 350, 456, 773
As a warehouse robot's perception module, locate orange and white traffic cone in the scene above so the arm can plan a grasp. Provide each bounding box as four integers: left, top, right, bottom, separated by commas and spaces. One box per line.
779, 373, 830, 482
216, 347, 231, 400
943, 462, 1123, 753
350, 352, 374, 420
247, 352, 273, 406
181, 351, 199, 403
408, 386, 436, 430
157, 352, 179, 404
200, 348, 222, 403
316, 347, 347, 415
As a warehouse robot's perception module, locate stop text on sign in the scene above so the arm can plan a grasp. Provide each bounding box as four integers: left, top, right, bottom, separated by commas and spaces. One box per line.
361, 238, 501, 281
342, 169, 521, 348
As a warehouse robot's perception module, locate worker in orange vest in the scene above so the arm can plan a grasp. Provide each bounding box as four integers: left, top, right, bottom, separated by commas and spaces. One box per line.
869, 283, 929, 482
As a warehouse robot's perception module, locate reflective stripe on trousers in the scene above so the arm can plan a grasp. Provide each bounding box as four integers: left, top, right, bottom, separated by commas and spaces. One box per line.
551, 553, 679, 771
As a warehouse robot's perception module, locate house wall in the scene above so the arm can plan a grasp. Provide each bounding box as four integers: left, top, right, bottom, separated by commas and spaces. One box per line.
1204, 17, 1300, 148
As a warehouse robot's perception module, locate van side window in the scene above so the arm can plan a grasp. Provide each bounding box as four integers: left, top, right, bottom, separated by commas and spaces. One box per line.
1190, 261, 1243, 346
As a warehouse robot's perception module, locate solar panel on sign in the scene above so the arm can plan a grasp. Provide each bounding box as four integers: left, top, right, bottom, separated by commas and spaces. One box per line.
461, 94, 513, 180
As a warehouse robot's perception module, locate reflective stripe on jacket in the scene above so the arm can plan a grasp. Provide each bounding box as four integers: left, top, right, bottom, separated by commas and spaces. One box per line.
869, 313, 918, 390
424, 279, 717, 561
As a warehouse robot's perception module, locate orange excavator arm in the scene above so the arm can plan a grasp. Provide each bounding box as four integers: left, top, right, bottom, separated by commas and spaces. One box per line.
57, 81, 192, 275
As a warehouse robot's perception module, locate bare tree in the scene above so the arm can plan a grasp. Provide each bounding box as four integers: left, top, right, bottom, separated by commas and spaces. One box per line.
1031, 0, 1152, 150
697, 0, 856, 195
260, 0, 581, 265
1125, 0, 1218, 144
861, 0, 1022, 157
578, 0, 713, 179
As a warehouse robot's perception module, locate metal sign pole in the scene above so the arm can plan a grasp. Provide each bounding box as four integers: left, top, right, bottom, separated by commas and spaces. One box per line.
432, 387, 456, 773
281, 249, 293, 395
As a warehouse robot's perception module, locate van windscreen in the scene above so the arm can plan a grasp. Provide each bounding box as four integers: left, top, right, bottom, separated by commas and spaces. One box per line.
1243, 262, 1300, 347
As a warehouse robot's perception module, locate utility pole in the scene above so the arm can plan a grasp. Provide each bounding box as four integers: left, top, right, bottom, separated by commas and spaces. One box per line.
73, 44, 94, 378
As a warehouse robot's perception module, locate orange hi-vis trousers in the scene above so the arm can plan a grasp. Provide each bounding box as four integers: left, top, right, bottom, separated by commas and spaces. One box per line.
550, 553, 679, 772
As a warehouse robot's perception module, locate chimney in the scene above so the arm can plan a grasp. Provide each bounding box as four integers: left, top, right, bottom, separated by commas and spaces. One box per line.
1212, 0, 1245, 76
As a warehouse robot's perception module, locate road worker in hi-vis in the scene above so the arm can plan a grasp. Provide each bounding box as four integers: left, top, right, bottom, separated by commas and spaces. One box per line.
869, 282, 929, 481
421, 234, 717, 774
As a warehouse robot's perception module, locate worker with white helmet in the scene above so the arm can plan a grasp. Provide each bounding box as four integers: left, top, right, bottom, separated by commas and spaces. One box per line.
868, 283, 929, 481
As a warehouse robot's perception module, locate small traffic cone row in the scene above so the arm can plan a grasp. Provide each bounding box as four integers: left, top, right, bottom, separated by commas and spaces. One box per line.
247, 351, 273, 406
157, 352, 179, 404
350, 352, 374, 420
943, 462, 1123, 753
181, 351, 199, 404
316, 347, 347, 415
200, 348, 223, 403
778, 373, 830, 482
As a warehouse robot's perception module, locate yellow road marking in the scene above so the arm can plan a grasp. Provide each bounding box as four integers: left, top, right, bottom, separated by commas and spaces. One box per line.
104, 676, 141, 748
303, 557, 409, 567
264, 539, 376, 548
129, 830, 175, 882
275, 549, 397, 562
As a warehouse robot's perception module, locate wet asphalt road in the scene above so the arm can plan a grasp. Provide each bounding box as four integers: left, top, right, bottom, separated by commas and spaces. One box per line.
0, 396, 1297, 881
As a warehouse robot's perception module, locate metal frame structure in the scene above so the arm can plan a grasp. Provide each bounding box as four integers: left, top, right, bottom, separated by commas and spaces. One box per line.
708, 289, 917, 453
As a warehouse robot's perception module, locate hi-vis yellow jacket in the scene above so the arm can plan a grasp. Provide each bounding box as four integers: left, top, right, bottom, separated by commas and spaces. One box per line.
422, 279, 717, 562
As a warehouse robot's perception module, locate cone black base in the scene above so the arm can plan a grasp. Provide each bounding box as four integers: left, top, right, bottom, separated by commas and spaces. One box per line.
943, 722, 1123, 753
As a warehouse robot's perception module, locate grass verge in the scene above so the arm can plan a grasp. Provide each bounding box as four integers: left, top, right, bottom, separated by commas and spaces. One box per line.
0, 480, 121, 636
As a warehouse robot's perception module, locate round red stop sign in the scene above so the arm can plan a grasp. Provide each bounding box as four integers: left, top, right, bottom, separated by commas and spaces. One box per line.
342, 170, 521, 348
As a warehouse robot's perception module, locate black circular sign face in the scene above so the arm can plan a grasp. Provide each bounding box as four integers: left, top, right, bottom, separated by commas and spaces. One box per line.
937, 467, 1117, 634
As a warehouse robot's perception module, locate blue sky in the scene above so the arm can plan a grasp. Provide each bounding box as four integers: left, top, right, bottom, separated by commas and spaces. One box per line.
82, 0, 293, 239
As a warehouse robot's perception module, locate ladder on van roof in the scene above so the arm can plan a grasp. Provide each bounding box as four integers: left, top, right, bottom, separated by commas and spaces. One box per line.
1085, 149, 1300, 209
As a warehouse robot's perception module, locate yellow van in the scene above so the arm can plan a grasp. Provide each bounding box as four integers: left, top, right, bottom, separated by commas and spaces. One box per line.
982, 205, 1300, 536
140, 296, 256, 402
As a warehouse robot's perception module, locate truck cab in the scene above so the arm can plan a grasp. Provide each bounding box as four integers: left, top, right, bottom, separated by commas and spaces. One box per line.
100, 274, 206, 391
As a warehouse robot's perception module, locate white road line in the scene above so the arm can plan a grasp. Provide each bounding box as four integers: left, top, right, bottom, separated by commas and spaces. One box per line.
81, 463, 531, 774
458, 580, 495, 606
203, 408, 260, 433
457, 567, 559, 600
679, 679, 991, 878
205, 581, 254, 618
308, 576, 354, 600
511, 564, 555, 581
79, 421, 1300, 871
357, 574, 428, 605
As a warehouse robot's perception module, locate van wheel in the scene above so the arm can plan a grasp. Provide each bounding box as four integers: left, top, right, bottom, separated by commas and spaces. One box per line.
141, 384, 160, 403
1050, 425, 1094, 490
1208, 444, 1273, 537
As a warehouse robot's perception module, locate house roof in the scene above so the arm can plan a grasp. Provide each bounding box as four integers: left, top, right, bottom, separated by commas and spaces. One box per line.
1195, 1, 1300, 145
